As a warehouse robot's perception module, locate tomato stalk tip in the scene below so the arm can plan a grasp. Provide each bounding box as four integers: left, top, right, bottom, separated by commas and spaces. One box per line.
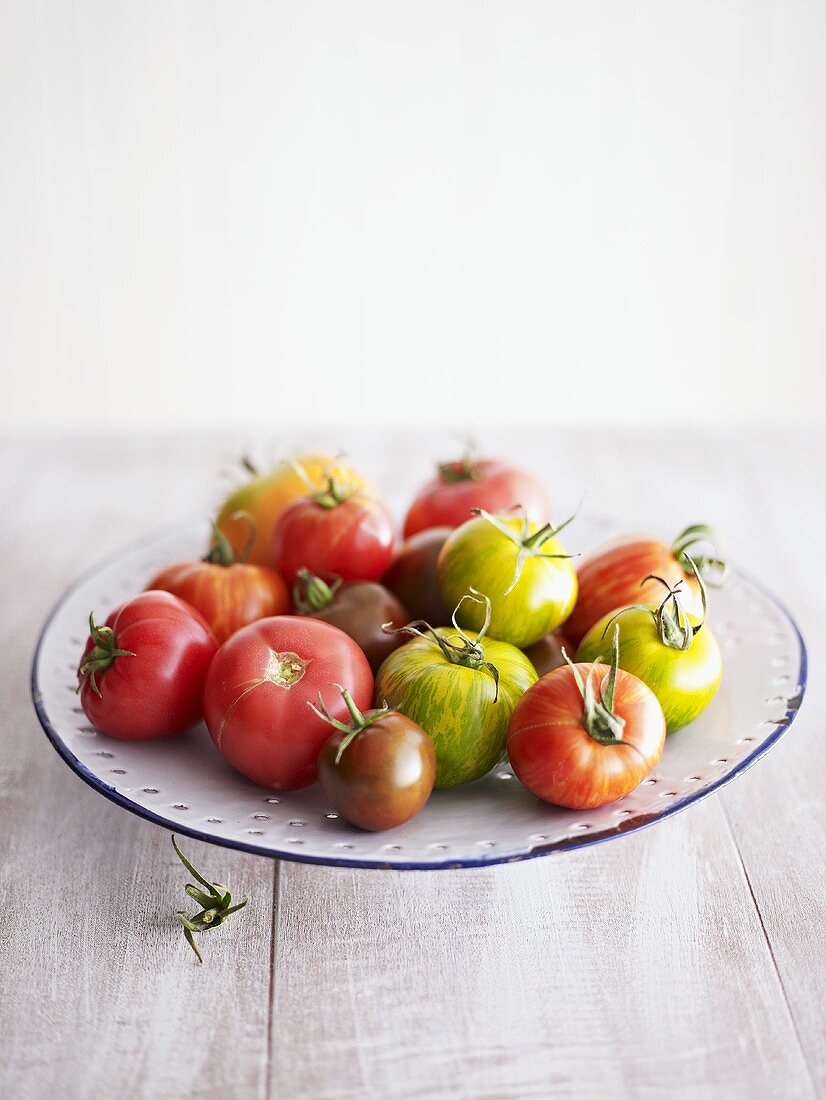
563, 625, 627, 745
77, 611, 136, 698
172, 835, 247, 964
307, 686, 390, 764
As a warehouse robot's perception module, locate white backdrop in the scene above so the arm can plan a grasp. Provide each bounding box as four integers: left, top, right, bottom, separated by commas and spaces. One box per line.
1, 0, 825, 433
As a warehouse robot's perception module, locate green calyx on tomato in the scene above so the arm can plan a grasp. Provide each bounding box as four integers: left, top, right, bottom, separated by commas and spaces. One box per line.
671, 524, 728, 588
471, 505, 578, 594
293, 568, 343, 612
604, 555, 708, 653
384, 589, 501, 701
308, 685, 390, 764
77, 612, 136, 698
562, 624, 627, 745
204, 511, 256, 566
437, 442, 483, 483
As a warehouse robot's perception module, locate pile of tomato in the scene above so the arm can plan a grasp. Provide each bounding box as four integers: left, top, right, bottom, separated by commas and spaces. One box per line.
76, 450, 727, 831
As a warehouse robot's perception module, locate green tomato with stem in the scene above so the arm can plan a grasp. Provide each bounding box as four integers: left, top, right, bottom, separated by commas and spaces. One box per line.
436, 509, 578, 648
575, 563, 722, 733
375, 592, 537, 788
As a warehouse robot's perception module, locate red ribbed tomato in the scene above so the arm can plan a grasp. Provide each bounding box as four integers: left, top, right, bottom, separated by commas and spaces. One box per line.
77, 591, 218, 740
566, 524, 727, 646
403, 453, 549, 537
507, 628, 666, 809
203, 615, 373, 790
147, 523, 289, 643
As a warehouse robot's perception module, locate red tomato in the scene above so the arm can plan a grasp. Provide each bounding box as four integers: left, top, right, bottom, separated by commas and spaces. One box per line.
147, 523, 290, 642
203, 615, 374, 790
507, 631, 666, 810
565, 524, 727, 647
403, 455, 550, 538
273, 482, 395, 587
77, 591, 218, 740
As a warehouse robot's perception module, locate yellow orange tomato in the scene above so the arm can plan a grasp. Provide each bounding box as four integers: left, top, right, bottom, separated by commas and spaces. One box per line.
216, 454, 372, 566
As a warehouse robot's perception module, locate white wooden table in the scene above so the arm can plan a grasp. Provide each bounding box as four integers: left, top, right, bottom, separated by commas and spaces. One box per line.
1, 431, 823, 1099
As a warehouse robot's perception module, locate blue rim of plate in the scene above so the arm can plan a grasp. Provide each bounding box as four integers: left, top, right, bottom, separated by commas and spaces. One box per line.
30, 522, 808, 870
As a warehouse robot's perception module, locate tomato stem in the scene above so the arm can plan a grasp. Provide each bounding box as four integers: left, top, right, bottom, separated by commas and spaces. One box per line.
602, 555, 708, 653
77, 611, 136, 698
204, 511, 257, 565
172, 835, 248, 964
671, 523, 728, 587
293, 569, 342, 613
471, 504, 580, 595
307, 686, 390, 764
562, 625, 627, 744
437, 442, 482, 483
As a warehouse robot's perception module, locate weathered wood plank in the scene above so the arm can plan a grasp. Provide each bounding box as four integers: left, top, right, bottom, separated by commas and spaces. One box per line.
0, 439, 276, 1100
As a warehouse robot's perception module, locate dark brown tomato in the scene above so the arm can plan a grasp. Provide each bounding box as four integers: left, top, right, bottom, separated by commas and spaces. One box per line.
523, 629, 570, 679
381, 527, 452, 627
296, 573, 409, 673
318, 711, 436, 831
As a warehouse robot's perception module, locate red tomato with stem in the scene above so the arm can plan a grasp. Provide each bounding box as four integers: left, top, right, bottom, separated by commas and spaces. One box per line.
403, 451, 550, 538
203, 615, 374, 790
147, 517, 290, 643
273, 479, 395, 587
566, 524, 727, 647
77, 591, 219, 740
507, 625, 666, 809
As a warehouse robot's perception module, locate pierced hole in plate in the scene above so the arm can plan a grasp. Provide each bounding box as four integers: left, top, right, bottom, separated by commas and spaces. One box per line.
497, 772, 513, 780
265, 797, 280, 804
247, 829, 264, 836
478, 841, 496, 848
530, 834, 549, 842
660, 791, 678, 798
616, 810, 632, 819
206, 817, 222, 824
94, 751, 113, 758
774, 674, 791, 685
253, 813, 269, 820
684, 775, 702, 782
289, 820, 305, 827
173, 803, 188, 810
764, 696, 786, 705
142, 788, 159, 794
335, 843, 353, 850
384, 844, 401, 851
737, 737, 755, 744
712, 759, 728, 766
286, 838, 303, 845
572, 823, 591, 831
771, 655, 790, 667
429, 843, 447, 850
641, 777, 658, 785
325, 812, 339, 819
111, 769, 126, 775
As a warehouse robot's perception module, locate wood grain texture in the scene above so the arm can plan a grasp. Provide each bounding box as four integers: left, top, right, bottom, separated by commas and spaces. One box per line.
0, 432, 823, 1099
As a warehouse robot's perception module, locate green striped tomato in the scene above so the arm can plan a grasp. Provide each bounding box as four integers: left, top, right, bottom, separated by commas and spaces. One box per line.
437, 513, 578, 648
575, 606, 722, 732
375, 626, 536, 788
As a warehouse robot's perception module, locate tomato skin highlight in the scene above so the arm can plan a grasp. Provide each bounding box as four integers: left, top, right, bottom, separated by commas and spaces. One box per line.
78, 591, 219, 740
273, 492, 395, 587
382, 527, 452, 627
566, 534, 704, 647
217, 454, 371, 566
404, 458, 550, 538
318, 712, 436, 831
507, 663, 666, 809
203, 615, 374, 790
375, 629, 537, 788
437, 515, 578, 649
575, 608, 722, 732
147, 560, 290, 643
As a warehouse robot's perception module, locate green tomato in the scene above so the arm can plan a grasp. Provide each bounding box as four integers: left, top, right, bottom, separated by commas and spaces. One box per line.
575, 606, 722, 732
375, 627, 536, 788
437, 514, 578, 648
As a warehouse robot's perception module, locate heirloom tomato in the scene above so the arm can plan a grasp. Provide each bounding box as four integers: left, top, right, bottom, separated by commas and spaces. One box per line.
314, 687, 436, 831
381, 527, 452, 627
523, 629, 570, 679
293, 569, 408, 672
437, 509, 578, 649
203, 615, 373, 790
508, 626, 666, 809
147, 518, 289, 643
374, 592, 536, 788
403, 451, 550, 537
77, 591, 218, 740
217, 453, 372, 565
274, 480, 395, 586
575, 564, 722, 732
566, 523, 727, 646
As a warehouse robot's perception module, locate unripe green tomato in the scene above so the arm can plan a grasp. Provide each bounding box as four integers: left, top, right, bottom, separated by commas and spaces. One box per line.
374, 628, 537, 788
436, 516, 578, 648
575, 607, 722, 732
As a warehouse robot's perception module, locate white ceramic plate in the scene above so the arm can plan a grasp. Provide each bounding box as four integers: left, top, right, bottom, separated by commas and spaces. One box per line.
31, 517, 806, 870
